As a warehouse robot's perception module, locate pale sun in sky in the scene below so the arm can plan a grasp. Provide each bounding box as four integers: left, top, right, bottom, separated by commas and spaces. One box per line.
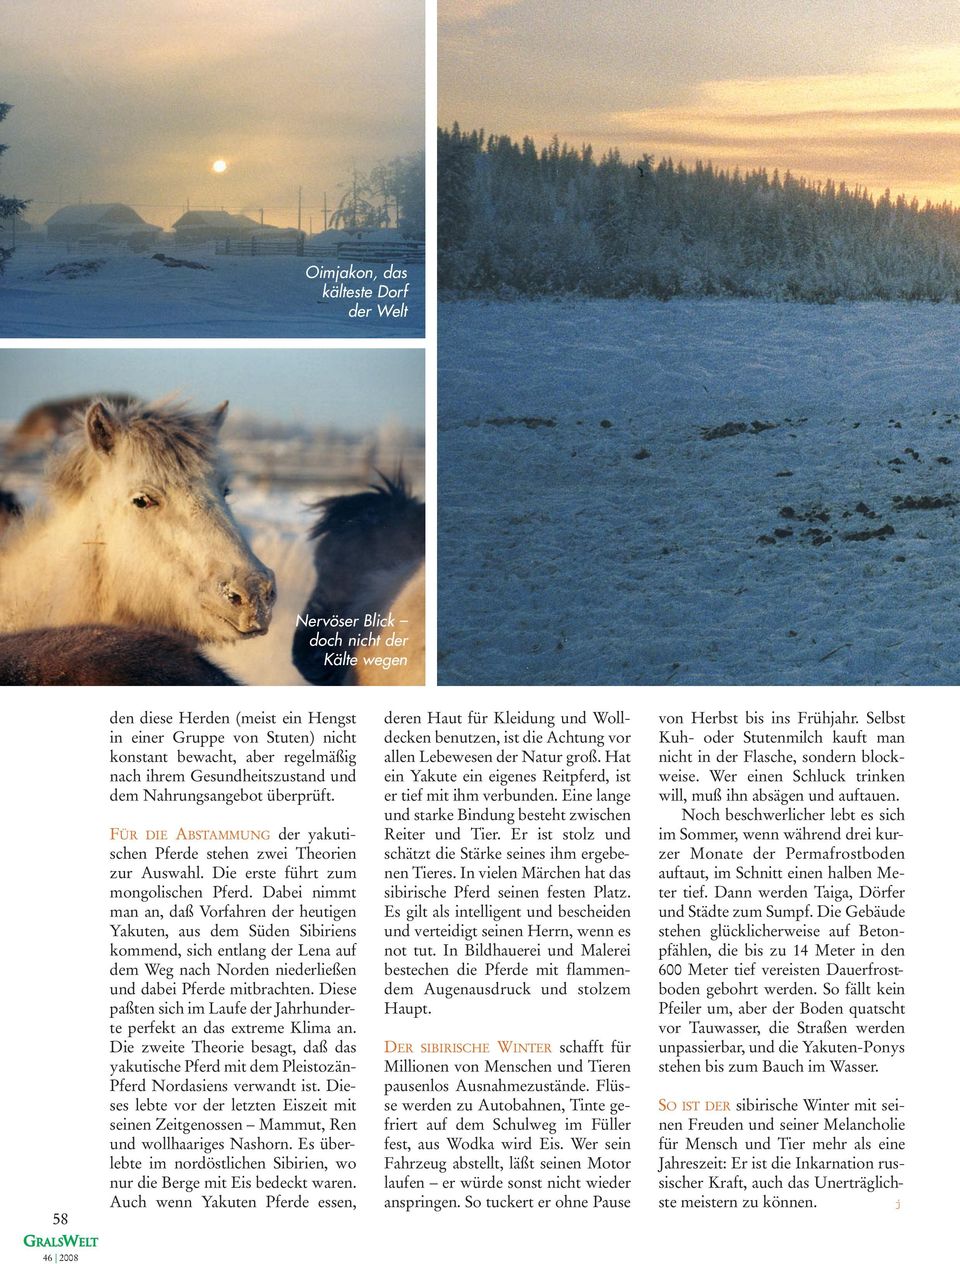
211, 159, 228, 174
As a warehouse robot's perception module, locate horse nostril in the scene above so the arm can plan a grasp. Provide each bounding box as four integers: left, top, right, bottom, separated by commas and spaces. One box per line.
228, 591, 243, 607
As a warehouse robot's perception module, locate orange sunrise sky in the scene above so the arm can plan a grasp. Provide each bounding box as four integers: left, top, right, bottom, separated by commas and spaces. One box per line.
441, 0, 960, 206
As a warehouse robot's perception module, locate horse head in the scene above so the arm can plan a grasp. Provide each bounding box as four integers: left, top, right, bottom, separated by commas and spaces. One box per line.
49, 397, 276, 643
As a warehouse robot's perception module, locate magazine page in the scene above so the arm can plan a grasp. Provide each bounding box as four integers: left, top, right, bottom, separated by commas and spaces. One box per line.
2, 2, 955, 1263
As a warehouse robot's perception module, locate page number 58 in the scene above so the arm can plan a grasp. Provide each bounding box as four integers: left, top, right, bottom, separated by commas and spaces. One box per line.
53, 1213, 68, 1225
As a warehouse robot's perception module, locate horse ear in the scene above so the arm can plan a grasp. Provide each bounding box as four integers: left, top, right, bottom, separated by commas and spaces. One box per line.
209, 401, 229, 432
86, 401, 118, 456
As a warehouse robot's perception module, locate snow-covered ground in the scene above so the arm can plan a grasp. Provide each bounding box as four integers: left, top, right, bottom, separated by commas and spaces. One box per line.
0, 246, 424, 337
439, 297, 960, 685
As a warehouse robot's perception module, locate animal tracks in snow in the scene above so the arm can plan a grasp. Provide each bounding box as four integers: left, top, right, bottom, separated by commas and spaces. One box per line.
439, 298, 960, 684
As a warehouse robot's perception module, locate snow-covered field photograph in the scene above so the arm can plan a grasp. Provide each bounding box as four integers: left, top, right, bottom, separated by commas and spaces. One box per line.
438, 0, 960, 685
0, 349, 424, 685
0, 0, 424, 337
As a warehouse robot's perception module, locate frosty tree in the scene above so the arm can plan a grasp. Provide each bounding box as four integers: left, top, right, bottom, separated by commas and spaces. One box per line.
438, 125, 960, 302
0, 102, 28, 274
376, 152, 425, 237
330, 168, 388, 232
438, 125, 476, 262
329, 154, 425, 234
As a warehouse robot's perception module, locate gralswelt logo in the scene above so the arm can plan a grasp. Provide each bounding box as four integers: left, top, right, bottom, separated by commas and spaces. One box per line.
23, 1235, 99, 1248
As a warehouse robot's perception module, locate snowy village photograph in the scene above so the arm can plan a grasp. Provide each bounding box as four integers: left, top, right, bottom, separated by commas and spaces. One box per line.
438, 0, 960, 685
0, 0, 425, 337
0, 349, 425, 685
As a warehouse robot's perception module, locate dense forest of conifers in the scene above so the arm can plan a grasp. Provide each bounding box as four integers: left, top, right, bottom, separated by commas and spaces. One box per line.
439, 124, 960, 301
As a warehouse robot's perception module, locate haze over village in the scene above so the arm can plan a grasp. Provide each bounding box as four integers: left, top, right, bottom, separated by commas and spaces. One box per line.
0, 0, 425, 335
3, 0, 424, 237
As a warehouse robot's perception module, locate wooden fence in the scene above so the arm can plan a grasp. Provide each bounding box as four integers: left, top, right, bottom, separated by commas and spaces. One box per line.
215, 237, 425, 263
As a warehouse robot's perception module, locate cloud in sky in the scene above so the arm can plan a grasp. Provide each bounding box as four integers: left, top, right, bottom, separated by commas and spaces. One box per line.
440, 2, 960, 204
439, 1, 521, 22
604, 44, 960, 202
3, 0, 423, 229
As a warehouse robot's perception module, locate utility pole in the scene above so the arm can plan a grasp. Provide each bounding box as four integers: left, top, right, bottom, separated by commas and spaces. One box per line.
259, 207, 264, 225
323, 191, 328, 231
297, 185, 302, 232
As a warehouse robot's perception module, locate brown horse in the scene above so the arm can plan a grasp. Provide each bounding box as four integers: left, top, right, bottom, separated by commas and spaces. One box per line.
0, 486, 22, 536
4, 394, 140, 459
293, 473, 425, 685
0, 625, 237, 685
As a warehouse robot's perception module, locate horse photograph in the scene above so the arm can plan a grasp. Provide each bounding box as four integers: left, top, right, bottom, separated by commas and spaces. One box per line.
0, 349, 425, 686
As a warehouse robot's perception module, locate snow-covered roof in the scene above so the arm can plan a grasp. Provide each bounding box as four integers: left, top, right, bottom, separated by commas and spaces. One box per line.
252, 224, 299, 235
46, 203, 150, 227
173, 211, 264, 229
309, 227, 403, 243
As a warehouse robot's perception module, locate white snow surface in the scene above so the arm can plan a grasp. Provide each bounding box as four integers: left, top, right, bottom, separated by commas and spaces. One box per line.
439, 297, 960, 685
0, 246, 424, 337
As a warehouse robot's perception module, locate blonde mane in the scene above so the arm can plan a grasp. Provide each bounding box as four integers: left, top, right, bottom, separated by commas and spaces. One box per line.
0, 396, 275, 644
48, 397, 221, 501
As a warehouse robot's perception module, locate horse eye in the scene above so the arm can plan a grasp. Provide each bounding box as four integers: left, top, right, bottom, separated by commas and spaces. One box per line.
132, 494, 159, 509
222, 485, 232, 498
